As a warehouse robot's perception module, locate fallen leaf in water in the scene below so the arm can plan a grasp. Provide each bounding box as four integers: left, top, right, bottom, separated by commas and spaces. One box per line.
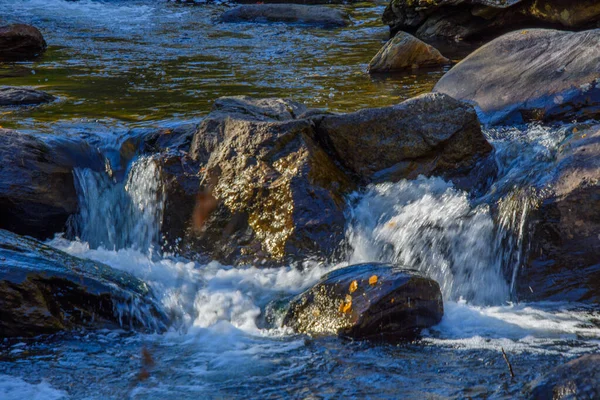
573, 127, 579, 133
340, 294, 352, 314
521, 30, 528, 34
349, 280, 358, 293
369, 275, 378, 285
390, 298, 395, 304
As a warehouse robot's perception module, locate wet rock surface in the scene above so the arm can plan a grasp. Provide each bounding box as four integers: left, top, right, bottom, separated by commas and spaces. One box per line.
313, 92, 493, 186
0, 229, 166, 338
282, 263, 444, 340
0, 129, 97, 240
0, 23, 46, 60
520, 125, 600, 303
0, 87, 55, 106
434, 29, 600, 125
383, 0, 600, 42
368, 31, 449, 73
188, 96, 354, 264
220, 4, 350, 27
527, 354, 600, 400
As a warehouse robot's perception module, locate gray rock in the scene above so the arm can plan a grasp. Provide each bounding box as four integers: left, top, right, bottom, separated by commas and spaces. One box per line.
0, 86, 55, 106
519, 125, 600, 303
434, 29, 600, 125
0, 229, 166, 337
220, 4, 350, 27
282, 263, 444, 340
528, 354, 600, 400
368, 31, 450, 73
0, 129, 103, 239
313, 92, 493, 186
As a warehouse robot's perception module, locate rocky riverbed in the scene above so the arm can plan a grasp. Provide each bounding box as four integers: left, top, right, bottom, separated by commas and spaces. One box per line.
1, 0, 599, 399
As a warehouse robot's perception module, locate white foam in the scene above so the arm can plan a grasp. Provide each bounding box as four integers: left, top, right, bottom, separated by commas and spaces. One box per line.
0, 375, 67, 400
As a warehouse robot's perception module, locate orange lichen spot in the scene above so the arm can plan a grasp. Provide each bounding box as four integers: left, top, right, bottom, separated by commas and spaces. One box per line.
349, 280, 358, 294
521, 30, 528, 34
369, 275, 378, 285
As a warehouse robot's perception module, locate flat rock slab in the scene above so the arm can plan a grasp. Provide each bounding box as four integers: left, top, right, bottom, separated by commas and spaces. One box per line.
0, 229, 167, 337
0, 24, 46, 61
220, 4, 350, 27
283, 263, 444, 340
434, 29, 600, 125
528, 354, 600, 399
368, 31, 449, 73
0, 86, 55, 106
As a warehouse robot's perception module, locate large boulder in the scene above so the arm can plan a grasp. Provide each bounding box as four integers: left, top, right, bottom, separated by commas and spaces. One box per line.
0, 86, 55, 106
0, 229, 166, 337
368, 31, 450, 73
188, 96, 355, 264
0, 129, 103, 240
519, 125, 600, 303
383, 0, 600, 42
434, 29, 600, 125
0, 24, 47, 61
527, 354, 600, 400
313, 92, 494, 187
220, 4, 350, 27
282, 263, 444, 340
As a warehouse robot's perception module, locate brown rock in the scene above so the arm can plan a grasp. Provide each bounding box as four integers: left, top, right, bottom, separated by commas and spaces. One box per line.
368, 31, 450, 73
0, 24, 47, 60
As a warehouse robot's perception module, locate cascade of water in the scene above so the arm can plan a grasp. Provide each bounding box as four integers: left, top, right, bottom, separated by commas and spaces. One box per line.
71, 156, 165, 254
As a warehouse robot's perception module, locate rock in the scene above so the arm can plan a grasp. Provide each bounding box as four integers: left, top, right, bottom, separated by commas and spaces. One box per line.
282, 263, 444, 340
519, 125, 600, 303
0, 129, 103, 240
368, 31, 450, 73
528, 354, 600, 400
220, 4, 350, 27
0, 86, 55, 106
313, 92, 493, 187
0, 24, 47, 61
434, 29, 600, 125
0, 229, 166, 337
383, 0, 600, 42
188, 96, 354, 264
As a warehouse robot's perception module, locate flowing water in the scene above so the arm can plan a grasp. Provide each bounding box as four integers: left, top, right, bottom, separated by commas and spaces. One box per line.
1, 1, 599, 399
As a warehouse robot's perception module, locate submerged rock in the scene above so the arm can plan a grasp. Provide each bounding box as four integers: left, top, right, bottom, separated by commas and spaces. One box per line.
368, 31, 450, 73
520, 125, 600, 303
220, 4, 350, 27
188, 96, 354, 264
383, 0, 600, 42
0, 24, 47, 60
313, 92, 493, 187
0, 86, 55, 106
434, 29, 600, 125
282, 263, 443, 340
527, 354, 600, 399
0, 229, 166, 337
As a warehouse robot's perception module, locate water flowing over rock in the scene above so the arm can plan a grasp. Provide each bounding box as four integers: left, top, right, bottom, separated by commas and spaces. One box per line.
0, 24, 46, 60
313, 92, 494, 188
434, 29, 600, 126
383, 0, 600, 42
368, 31, 450, 73
282, 263, 443, 340
220, 4, 350, 28
519, 125, 600, 302
527, 354, 600, 399
0, 229, 166, 337
0, 87, 55, 106
0, 129, 102, 240
188, 96, 354, 264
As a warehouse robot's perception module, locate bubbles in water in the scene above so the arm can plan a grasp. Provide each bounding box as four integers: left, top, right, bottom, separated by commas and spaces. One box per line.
345, 176, 510, 305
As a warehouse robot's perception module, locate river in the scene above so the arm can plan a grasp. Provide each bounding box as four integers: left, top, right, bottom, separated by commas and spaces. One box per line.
1, 1, 599, 399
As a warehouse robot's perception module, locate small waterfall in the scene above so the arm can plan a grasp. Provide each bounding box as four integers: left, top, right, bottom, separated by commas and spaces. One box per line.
346, 177, 510, 305
71, 156, 165, 254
